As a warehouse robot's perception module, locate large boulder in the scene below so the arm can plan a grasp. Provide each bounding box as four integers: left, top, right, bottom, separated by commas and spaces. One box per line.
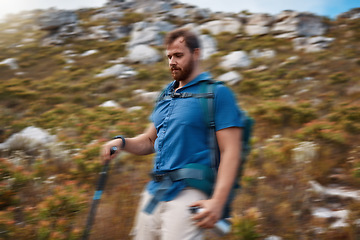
245, 13, 274, 36
0, 126, 56, 151
127, 21, 174, 48
272, 11, 328, 38
135, 0, 172, 14
127, 44, 162, 64
38, 10, 78, 30
90, 8, 124, 22
199, 17, 242, 35
293, 36, 334, 52
337, 8, 360, 19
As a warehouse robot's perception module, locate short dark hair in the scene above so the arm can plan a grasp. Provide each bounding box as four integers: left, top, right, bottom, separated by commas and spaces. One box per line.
164, 28, 200, 53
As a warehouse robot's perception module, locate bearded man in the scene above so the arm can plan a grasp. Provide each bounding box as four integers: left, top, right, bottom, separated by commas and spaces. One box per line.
102, 28, 245, 240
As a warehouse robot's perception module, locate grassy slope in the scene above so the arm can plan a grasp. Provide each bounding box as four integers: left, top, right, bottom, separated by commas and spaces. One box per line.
0, 8, 359, 239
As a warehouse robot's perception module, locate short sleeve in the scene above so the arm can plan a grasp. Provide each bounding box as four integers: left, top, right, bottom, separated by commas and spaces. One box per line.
213, 84, 245, 131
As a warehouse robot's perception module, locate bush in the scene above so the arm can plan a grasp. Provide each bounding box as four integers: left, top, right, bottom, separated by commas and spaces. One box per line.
232, 207, 262, 240
296, 120, 347, 145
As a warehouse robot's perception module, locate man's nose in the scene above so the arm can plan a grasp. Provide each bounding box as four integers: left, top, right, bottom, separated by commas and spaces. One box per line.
169, 57, 176, 65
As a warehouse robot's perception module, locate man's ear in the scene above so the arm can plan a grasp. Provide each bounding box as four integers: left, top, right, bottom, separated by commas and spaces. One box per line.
193, 48, 201, 61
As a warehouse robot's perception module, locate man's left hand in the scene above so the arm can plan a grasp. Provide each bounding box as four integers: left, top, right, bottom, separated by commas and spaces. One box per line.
189, 199, 223, 228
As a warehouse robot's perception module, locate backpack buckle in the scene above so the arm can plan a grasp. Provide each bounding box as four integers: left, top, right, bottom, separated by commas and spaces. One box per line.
150, 173, 167, 182
171, 92, 181, 98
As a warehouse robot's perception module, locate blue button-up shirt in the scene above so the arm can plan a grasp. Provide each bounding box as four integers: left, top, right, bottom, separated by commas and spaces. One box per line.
147, 72, 245, 201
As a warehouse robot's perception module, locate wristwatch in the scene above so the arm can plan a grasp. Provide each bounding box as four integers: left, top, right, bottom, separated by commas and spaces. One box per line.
112, 135, 126, 149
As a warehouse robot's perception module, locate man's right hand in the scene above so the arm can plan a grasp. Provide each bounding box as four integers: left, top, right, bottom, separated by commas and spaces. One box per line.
101, 138, 123, 164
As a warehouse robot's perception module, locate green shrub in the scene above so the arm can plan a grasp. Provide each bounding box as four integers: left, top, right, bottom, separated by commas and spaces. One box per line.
295, 119, 347, 145
232, 208, 262, 240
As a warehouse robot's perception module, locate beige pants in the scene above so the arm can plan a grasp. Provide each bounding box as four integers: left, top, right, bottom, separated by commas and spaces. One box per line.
131, 188, 207, 240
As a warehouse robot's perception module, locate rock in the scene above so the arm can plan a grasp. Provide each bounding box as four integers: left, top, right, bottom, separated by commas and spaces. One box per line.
152, 20, 176, 32
95, 64, 137, 78
250, 49, 276, 59
80, 49, 99, 57
127, 106, 143, 112
0, 58, 19, 70
168, 8, 189, 19
245, 65, 268, 73
135, 0, 172, 14
312, 207, 349, 229
41, 22, 83, 46
199, 34, 217, 60
38, 10, 78, 30
188, 8, 211, 20
220, 51, 252, 69
217, 71, 243, 85
126, 44, 162, 64
264, 236, 283, 240
0, 126, 56, 151
292, 141, 319, 163
245, 13, 274, 36
111, 25, 131, 39
133, 89, 160, 102
199, 17, 242, 35
293, 36, 334, 52
99, 100, 120, 108
87, 25, 111, 40
127, 21, 165, 48
309, 180, 360, 201
337, 8, 360, 19
272, 11, 328, 38
90, 8, 124, 22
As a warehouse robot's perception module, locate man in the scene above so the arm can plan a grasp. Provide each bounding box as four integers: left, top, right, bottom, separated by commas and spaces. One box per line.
101, 28, 245, 239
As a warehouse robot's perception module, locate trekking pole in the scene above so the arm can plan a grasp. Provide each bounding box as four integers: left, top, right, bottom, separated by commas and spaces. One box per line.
82, 146, 118, 240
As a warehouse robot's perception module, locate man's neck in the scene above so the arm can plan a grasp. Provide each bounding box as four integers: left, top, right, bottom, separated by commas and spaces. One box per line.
176, 69, 202, 90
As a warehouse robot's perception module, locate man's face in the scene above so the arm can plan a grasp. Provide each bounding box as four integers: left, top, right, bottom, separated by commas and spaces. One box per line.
166, 37, 195, 82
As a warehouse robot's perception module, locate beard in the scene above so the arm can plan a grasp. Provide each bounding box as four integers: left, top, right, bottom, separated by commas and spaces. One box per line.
171, 58, 194, 82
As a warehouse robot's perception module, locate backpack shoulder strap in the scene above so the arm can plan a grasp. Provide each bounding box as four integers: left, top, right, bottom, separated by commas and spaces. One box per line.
198, 80, 223, 171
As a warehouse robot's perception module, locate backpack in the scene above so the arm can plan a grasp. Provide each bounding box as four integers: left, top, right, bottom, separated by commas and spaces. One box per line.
198, 80, 254, 218
145, 80, 254, 218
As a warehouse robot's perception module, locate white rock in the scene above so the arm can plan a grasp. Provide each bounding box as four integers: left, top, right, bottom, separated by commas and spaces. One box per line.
292, 141, 319, 163
0, 58, 19, 70
96, 64, 136, 78
199, 18, 241, 35
81, 49, 98, 57
220, 51, 252, 69
217, 71, 243, 85
99, 100, 120, 108
0, 126, 56, 150
127, 106, 143, 112
250, 49, 276, 59
133, 90, 160, 102
199, 34, 217, 60
127, 44, 161, 64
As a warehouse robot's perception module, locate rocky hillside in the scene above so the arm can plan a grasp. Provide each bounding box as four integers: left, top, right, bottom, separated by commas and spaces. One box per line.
0, 0, 359, 239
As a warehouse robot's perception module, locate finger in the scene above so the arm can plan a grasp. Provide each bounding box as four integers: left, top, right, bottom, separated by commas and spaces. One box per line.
197, 214, 217, 229
189, 201, 203, 208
